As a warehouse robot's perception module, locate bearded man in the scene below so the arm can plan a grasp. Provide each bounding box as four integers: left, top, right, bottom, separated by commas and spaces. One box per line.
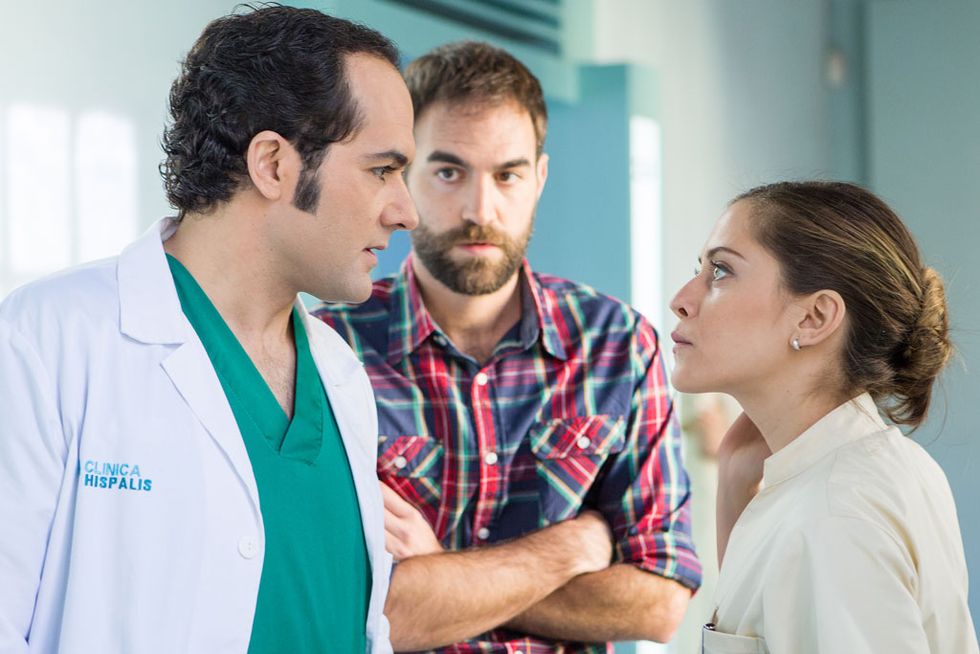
314, 41, 701, 654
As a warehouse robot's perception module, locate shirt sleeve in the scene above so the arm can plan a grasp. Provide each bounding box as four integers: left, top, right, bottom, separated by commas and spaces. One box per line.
0, 316, 67, 651
593, 317, 702, 591
761, 515, 930, 654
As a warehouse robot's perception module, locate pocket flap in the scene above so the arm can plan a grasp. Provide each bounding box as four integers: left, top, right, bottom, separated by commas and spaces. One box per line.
529, 415, 626, 459
377, 435, 442, 477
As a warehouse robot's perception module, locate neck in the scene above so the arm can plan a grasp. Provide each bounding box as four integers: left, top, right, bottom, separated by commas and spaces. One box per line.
733, 377, 847, 454
411, 257, 523, 363
164, 204, 296, 342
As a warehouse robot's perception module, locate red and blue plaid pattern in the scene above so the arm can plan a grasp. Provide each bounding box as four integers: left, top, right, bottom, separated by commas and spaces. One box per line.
313, 257, 701, 654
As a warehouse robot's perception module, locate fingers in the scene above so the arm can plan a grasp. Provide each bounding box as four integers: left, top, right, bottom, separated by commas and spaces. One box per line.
379, 481, 417, 518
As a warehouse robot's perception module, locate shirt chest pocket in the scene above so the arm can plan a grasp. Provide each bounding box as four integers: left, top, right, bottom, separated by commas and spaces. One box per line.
377, 435, 444, 519
701, 626, 768, 654
529, 414, 626, 525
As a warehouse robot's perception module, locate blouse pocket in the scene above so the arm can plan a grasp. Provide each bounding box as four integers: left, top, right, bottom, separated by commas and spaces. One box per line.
701, 624, 767, 654
377, 435, 444, 514
529, 414, 626, 525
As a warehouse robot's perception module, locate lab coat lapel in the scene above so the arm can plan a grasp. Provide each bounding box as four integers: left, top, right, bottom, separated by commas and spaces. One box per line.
300, 305, 385, 562
161, 340, 261, 513
117, 218, 260, 514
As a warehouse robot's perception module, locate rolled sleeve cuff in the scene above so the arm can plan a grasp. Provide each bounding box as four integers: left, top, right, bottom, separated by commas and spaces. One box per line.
617, 531, 703, 592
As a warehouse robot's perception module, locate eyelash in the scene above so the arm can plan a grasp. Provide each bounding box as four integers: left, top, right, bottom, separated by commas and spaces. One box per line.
694, 261, 731, 282
373, 166, 397, 181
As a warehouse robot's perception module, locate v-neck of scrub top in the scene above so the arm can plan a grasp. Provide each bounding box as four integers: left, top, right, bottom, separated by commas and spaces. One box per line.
166, 254, 370, 654
167, 256, 320, 461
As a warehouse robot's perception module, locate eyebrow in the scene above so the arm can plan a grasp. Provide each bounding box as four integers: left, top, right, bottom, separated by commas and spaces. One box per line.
364, 150, 409, 167
427, 150, 531, 172
699, 246, 746, 262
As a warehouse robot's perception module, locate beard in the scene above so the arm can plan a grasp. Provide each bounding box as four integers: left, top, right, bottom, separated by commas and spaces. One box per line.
411, 219, 533, 296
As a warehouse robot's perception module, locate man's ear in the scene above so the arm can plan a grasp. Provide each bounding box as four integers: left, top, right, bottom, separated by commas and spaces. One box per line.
534, 152, 549, 201
794, 289, 847, 349
245, 130, 299, 201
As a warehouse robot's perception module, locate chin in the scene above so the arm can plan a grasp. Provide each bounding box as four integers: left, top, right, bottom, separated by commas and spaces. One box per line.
670, 368, 712, 394
315, 277, 373, 305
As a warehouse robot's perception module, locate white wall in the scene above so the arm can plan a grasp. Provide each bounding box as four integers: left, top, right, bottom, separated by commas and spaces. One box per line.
0, 0, 238, 295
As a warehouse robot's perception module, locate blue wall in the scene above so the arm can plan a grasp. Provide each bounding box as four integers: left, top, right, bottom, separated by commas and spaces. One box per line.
867, 0, 980, 629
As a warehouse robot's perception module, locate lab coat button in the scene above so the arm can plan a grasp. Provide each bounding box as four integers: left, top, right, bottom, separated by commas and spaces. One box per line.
238, 536, 259, 559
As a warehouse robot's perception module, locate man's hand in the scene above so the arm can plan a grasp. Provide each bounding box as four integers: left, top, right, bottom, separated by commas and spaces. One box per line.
381, 482, 443, 560
384, 506, 614, 650
566, 509, 614, 576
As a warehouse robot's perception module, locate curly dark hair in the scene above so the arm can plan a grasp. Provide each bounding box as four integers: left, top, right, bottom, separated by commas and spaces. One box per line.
160, 5, 399, 216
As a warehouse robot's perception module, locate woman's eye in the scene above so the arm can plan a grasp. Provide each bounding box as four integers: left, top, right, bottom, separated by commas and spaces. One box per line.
710, 262, 731, 282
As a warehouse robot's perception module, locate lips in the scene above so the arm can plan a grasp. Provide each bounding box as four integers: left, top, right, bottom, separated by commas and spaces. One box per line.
670, 330, 692, 346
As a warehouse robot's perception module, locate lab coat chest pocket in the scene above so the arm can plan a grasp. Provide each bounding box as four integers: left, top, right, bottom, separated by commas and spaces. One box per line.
702, 625, 768, 654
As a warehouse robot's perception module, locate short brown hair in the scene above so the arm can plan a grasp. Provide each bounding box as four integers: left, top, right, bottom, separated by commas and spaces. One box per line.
735, 181, 952, 428
403, 41, 548, 156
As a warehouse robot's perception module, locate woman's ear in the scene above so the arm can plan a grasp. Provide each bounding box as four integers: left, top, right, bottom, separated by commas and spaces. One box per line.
793, 289, 846, 349
245, 130, 299, 202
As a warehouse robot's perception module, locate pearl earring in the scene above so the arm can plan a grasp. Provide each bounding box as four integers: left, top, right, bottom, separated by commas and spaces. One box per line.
791, 338, 801, 351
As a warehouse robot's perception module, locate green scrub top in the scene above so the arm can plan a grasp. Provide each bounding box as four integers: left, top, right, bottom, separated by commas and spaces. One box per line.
167, 255, 370, 653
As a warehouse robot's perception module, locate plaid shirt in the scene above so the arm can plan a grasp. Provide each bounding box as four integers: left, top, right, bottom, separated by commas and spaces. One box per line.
313, 257, 701, 654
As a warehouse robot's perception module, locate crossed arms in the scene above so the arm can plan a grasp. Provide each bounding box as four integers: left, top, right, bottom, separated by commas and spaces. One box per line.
381, 484, 692, 650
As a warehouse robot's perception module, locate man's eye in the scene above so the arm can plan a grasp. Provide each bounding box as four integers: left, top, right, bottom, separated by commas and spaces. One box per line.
373, 166, 396, 180
498, 171, 518, 183
436, 168, 459, 181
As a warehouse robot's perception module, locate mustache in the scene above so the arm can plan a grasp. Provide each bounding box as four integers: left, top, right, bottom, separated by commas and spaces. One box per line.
440, 224, 511, 248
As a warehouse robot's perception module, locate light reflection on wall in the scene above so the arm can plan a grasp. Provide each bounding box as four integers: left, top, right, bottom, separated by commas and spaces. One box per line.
629, 116, 665, 361
76, 111, 138, 262
6, 104, 72, 277
0, 104, 138, 296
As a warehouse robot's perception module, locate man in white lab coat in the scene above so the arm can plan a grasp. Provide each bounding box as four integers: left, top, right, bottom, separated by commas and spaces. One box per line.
0, 7, 417, 653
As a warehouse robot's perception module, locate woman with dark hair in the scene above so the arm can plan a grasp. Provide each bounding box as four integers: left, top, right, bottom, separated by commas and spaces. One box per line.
670, 181, 978, 653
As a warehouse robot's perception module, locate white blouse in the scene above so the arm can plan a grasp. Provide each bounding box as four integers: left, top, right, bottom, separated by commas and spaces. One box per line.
703, 393, 978, 654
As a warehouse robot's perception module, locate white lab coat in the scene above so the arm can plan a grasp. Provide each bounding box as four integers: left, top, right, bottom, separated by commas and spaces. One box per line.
0, 219, 394, 653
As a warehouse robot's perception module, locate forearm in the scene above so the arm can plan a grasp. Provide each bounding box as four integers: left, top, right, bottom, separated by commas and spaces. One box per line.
504, 564, 691, 643
385, 520, 599, 651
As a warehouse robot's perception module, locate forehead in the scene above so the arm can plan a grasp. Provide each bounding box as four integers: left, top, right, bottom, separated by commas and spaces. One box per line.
344, 53, 415, 152
705, 201, 757, 251
415, 100, 537, 160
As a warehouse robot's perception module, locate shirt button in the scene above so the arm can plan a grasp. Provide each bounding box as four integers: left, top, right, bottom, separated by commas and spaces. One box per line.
476, 527, 490, 540
576, 436, 591, 450
238, 536, 259, 559
433, 334, 447, 346
484, 451, 498, 466
393, 455, 408, 469
474, 372, 489, 386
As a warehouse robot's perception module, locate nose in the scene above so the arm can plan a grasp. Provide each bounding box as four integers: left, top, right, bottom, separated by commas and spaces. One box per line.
383, 175, 419, 232
461, 176, 495, 226
670, 277, 700, 319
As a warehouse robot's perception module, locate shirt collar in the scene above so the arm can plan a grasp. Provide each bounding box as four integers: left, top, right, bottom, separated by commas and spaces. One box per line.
385, 255, 567, 364
763, 392, 889, 487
